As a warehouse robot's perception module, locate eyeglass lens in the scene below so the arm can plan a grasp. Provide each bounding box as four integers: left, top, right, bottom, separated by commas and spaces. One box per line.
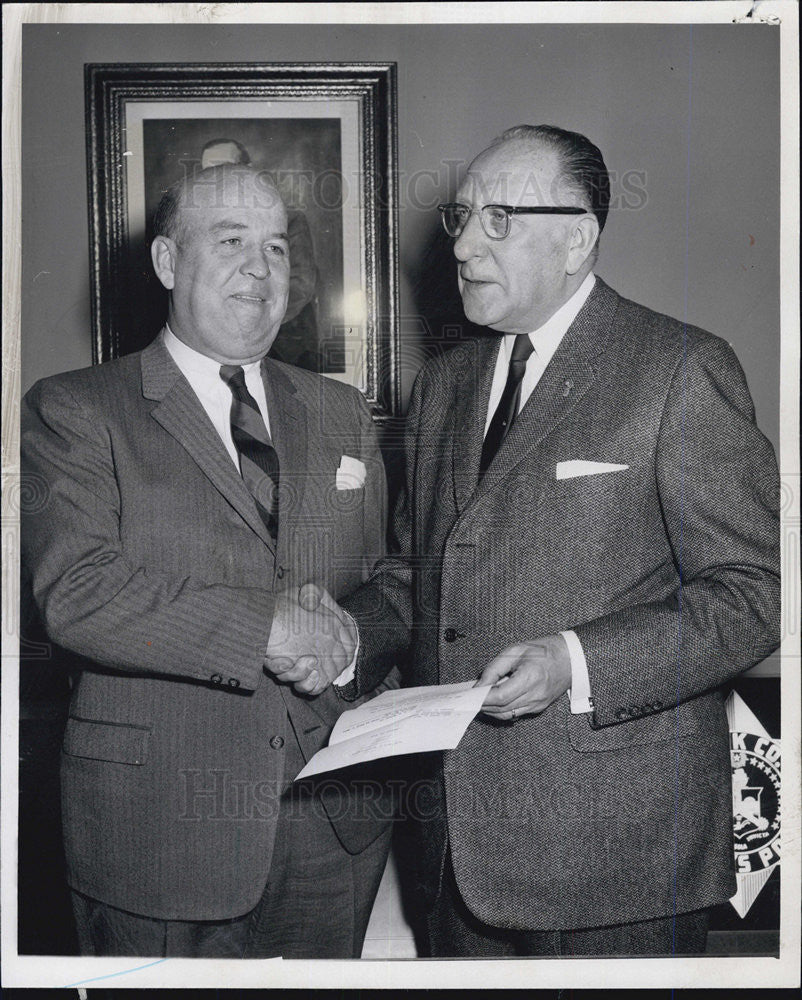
441, 205, 509, 239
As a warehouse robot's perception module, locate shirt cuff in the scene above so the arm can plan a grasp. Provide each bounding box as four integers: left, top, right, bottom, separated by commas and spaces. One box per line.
333, 609, 359, 687
561, 630, 594, 714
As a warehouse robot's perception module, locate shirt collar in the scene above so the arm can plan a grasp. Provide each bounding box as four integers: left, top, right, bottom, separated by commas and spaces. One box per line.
162, 324, 263, 381
504, 272, 596, 362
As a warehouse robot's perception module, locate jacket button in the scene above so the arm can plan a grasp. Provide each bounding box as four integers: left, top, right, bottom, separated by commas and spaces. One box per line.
269, 735, 285, 750
276, 566, 285, 580
227, 678, 240, 689
615, 708, 628, 721
653, 700, 663, 711
628, 706, 641, 717
210, 673, 223, 685
444, 628, 466, 642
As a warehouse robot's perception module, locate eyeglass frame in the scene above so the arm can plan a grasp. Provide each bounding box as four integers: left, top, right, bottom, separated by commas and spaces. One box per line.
437, 202, 591, 241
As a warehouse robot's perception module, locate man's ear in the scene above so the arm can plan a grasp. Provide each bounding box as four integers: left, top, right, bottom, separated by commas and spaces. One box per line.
565, 216, 599, 275
151, 235, 178, 290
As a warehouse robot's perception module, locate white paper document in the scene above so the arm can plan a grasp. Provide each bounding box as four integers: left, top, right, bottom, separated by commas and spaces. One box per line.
295, 681, 491, 780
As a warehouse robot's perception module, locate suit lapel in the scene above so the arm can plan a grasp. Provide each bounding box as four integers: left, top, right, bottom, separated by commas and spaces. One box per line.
451, 336, 500, 513
471, 278, 620, 502
141, 336, 276, 553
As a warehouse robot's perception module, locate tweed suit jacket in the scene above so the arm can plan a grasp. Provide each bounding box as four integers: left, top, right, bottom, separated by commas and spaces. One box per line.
21, 335, 391, 921
341, 277, 780, 931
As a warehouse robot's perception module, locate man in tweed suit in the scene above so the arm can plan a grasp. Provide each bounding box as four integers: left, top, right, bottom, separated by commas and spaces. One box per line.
21, 165, 392, 958
298, 125, 780, 955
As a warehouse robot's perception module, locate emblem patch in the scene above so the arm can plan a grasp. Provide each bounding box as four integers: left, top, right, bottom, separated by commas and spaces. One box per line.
726, 690, 781, 918
731, 731, 781, 874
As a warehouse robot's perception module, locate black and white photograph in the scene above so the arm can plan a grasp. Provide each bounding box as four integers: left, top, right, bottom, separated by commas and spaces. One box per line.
2, 2, 798, 992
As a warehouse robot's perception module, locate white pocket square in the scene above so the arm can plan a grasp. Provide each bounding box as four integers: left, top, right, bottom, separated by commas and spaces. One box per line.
336, 455, 366, 490
556, 460, 629, 480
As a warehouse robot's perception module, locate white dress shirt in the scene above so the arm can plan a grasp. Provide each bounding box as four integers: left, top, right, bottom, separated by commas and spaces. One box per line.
483, 273, 596, 714
162, 325, 271, 468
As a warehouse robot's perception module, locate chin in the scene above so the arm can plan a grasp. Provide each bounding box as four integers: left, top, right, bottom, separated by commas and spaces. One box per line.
461, 302, 496, 329
460, 287, 501, 326
248, 331, 281, 359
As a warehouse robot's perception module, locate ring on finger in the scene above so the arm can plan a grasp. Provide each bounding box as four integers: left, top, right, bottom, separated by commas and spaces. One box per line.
510, 708, 517, 720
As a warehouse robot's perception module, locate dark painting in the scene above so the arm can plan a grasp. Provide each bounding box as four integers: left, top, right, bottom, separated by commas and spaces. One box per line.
128, 117, 345, 372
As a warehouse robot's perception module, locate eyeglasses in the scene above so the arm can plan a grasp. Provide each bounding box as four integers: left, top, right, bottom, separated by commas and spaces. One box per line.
437, 202, 589, 241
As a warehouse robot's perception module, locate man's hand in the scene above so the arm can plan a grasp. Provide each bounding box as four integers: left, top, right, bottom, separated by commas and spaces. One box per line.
264, 583, 357, 697
476, 634, 572, 720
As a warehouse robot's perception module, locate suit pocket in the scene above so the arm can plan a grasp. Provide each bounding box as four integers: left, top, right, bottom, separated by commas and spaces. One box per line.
330, 485, 365, 514
550, 465, 633, 501
566, 695, 720, 753
63, 716, 150, 765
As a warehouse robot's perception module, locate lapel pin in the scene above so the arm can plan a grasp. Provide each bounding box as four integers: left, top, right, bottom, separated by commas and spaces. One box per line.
562, 379, 574, 398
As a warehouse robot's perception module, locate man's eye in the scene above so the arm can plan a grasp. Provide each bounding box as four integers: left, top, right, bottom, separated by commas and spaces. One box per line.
267, 244, 287, 256
221, 237, 241, 246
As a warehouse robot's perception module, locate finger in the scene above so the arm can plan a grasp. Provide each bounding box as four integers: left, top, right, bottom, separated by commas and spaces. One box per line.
481, 672, 528, 708
480, 705, 528, 721
298, 581, 323, 612
319, 589, 356, 635
264, 656, 294, 676
303, 669, 333, 698
482, 698, 516, 714
482, 689, 547, 716
479, 706, 519, 720
476, 647, 524, 689
308, 584, 348, 630
316, 586, 339, 615
482, 698, 531, 716
270, 654, 319, 683
293, 669, 321, 695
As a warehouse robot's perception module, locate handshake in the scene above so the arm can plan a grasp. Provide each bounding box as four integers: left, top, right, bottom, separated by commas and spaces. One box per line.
264, 583, 357, 697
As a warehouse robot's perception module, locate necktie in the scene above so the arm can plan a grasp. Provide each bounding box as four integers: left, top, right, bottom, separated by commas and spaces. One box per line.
479, 334, 535, 476
220, 365, 280, 540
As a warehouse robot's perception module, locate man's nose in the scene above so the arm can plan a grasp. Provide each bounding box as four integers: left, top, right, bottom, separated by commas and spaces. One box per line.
453, 211, 486, 262
240, 247, 270, 279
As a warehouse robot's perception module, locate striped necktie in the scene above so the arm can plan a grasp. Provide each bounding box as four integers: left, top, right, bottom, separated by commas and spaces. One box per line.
219, 365, 279, 540
479, 334, 535, 476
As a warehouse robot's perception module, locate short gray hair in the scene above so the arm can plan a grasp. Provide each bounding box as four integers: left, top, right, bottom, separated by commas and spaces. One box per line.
493, 124, 610, 235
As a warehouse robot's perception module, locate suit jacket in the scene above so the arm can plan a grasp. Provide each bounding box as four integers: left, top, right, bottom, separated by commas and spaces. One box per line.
341, 277, 780, 931
21, 335, 391, 921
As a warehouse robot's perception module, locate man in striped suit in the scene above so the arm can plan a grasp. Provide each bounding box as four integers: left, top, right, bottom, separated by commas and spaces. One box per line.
22, 165, 393, 958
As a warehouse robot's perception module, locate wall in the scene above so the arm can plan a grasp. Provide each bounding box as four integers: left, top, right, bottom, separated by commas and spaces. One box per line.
22, 22, 780, 451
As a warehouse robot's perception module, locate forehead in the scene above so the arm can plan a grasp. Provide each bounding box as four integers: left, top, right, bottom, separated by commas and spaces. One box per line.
178, 171, 287, 231
458, 140, 564, 206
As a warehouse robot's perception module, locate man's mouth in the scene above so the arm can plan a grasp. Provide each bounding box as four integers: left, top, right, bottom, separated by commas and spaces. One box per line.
231, 293, 266, 304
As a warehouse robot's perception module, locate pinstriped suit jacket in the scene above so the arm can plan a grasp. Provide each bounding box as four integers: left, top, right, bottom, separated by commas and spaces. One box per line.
21, 335, 392, 921
342, 277, 780, 931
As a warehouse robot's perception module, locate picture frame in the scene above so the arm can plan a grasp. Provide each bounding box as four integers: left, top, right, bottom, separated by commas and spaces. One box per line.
85, 62, 400, 420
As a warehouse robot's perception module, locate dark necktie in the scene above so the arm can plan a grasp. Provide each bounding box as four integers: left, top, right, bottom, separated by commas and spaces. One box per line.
220, 365, 280, 540
479, 334, 535, 476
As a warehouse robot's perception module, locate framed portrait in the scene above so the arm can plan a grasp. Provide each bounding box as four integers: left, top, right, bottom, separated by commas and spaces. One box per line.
85, 62, 400, 419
